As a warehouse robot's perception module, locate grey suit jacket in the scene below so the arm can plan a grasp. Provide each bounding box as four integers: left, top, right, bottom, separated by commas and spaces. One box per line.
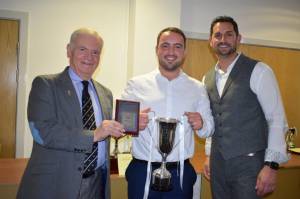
17, 67, 112, 199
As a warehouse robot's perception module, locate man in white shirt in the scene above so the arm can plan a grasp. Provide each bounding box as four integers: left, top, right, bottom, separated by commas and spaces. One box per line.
122, 27, 214, 199
203, 16, 289, 199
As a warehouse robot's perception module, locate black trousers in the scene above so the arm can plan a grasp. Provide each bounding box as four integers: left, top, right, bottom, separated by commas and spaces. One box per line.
210, 149, 264, 199
78, 166, 107, 199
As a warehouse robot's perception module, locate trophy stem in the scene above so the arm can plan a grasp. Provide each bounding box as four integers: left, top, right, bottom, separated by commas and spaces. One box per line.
162, 153, 167, 162
161, 153, 168, 169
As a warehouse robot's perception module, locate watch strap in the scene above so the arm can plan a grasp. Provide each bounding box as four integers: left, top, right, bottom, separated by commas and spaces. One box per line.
264, 161, 279, 170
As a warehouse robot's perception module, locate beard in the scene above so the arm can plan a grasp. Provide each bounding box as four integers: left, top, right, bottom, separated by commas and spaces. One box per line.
214, 42, 237, 58
158, 57, 184, 72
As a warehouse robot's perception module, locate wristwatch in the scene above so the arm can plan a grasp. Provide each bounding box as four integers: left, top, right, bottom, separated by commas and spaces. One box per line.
264, 161, 279, 170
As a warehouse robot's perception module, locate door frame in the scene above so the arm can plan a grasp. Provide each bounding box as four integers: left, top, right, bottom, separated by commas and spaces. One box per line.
0, 10, 28, 158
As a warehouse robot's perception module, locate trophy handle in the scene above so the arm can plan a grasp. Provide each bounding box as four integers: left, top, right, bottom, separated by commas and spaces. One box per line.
145, 111, 156, 144
148, 111, 156, 121
145, 112, 161, 154
170, 115, 189, 151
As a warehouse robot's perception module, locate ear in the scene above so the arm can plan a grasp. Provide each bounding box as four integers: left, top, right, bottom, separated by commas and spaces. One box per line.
66, 44, 72, 58
155, 45, 159, 55
183, 47, 187, 57
237, 34, 242, 44
209, 36, 213, 47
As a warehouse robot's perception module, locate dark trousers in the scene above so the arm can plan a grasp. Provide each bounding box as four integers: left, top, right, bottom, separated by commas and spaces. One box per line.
210, 149, 265, 199
125, 159, 197, 199
78, 166, 107, 199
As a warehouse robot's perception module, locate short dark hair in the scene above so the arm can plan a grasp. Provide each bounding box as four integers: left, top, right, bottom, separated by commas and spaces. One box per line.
156, 27, 186, 48
210, 16, 239, 36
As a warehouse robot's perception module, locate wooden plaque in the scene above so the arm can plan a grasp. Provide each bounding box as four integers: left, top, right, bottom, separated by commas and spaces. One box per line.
115, 99, 140, 136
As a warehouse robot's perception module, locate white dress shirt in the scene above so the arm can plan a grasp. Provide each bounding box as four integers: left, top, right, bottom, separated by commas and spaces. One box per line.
122, 69, 214, 162
204, 53, 289, 164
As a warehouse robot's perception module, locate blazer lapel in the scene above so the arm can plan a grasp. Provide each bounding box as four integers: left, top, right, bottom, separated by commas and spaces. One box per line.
58, 68, 82, 125
92, 81, 111, 120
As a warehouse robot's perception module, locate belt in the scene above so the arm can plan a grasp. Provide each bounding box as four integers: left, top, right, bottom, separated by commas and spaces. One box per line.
132, 158, 189, 169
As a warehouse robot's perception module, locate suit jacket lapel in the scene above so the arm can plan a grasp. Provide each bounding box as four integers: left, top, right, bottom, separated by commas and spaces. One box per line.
58, 68, 82, 125
92, 80, 112, 163
92, 80, 111, 120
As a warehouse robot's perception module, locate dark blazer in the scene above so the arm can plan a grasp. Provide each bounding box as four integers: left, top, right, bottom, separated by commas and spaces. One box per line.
17, 67, 112, 199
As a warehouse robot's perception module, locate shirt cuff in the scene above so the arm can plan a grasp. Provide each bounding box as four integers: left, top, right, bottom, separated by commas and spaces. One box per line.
204, 137, 212, 156
264, 148, 290, 164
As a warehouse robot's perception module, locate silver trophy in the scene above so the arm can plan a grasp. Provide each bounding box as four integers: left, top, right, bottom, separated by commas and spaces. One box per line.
151, 117, 179, 191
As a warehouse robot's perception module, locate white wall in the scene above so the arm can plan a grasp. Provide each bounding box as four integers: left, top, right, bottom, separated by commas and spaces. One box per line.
129, 0, 181, 77
181, 0, 300, 48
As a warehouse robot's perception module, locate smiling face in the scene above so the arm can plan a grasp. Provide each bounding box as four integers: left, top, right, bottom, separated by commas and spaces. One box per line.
209, 22, 241, 59
156, 31, 186, 79
67, 31, 103, 80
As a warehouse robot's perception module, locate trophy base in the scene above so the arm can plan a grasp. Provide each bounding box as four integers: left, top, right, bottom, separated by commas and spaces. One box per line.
151, 176, 172, 192
110, 156, 118, 174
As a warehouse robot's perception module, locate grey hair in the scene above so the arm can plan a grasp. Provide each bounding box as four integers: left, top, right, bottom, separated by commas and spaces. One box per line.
69, 28, 103, 49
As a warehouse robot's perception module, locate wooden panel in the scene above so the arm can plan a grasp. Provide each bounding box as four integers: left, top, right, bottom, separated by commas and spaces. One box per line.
183, 39, 300, 147
265, 168, 300, 199
0, 19, 19, 158
183, 39, 216, 81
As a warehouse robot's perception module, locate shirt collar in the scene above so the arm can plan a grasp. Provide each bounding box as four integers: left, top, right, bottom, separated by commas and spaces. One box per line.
155, 68, 185, 82
215, 52, 241, 76
68, 66, 92, 84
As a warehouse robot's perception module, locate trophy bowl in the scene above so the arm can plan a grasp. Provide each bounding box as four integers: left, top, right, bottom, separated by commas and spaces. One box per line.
151, 117, 179, 192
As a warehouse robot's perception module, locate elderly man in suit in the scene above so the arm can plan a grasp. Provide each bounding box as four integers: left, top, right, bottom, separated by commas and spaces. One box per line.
17, 28, 124, 199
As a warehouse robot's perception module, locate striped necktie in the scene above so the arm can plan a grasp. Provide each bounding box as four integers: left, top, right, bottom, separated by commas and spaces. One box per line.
81, 80, 98, 178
